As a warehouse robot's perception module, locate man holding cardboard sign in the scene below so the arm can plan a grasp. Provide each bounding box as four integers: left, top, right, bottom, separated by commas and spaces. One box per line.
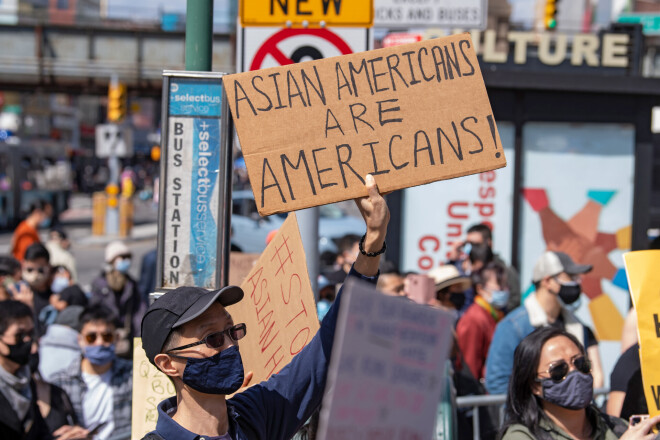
139, 174, 388, 440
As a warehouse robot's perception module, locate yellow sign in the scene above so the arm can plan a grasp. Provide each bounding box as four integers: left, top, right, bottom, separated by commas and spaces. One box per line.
624, 250, 660, 418
240, 0, 373, 27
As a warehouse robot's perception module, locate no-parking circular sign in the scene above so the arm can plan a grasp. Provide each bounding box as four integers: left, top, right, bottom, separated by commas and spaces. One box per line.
238, 26, 372, 72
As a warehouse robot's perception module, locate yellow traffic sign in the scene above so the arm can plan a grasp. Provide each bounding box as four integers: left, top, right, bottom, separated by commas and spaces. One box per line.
240, 0, 373, 27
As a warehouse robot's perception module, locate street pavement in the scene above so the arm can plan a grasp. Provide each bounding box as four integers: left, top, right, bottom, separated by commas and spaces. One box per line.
0, 194, 159, 291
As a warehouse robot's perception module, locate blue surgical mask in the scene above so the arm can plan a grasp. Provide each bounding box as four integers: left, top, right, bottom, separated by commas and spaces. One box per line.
84, 344, 116, 366
175, 345, 244, 395
489, 289, 510, 309
39, 218, 51, 228
115, 258, 131, 274
51, 276, 70, 294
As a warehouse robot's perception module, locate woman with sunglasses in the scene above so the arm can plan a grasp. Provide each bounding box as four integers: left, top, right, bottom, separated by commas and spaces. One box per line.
501, 326, 660, 440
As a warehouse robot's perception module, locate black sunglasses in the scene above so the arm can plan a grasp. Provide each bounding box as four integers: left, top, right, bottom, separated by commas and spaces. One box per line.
84, 332, 115, 344
537, 355, 591, 383
167, 323, 247, 353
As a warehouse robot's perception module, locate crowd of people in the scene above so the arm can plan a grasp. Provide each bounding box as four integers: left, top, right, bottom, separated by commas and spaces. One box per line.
0, 189, 657, 440
0, 200, 144, 439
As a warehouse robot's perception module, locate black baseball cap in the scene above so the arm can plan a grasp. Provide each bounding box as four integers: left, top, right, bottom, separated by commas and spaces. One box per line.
141, 285, 244, 364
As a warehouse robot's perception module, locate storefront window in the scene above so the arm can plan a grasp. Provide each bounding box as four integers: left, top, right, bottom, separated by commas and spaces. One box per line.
518, 122, 635, 374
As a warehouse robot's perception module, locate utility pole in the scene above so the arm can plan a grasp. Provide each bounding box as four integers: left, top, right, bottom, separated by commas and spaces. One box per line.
185, 0, 214, 71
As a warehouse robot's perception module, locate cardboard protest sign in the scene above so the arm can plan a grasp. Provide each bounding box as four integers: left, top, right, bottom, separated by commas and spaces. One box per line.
624, 250, 660, 418
317, 278, 453, 440
229, 252, 260, 286
227, 212, 320, 383
131, 338, 175, 439
225, 32, 506, 216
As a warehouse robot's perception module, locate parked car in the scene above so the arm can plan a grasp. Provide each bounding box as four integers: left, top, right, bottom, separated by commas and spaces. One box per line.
231, 190, 365, 254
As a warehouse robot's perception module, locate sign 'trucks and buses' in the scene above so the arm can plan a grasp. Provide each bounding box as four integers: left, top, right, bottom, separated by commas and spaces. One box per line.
240, 0, 373, 27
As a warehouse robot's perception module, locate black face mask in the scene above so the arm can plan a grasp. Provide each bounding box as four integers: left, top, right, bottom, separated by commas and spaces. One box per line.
4, 339, 32, 366
449, 292, 466, 310
556, 280, 581, 305
28, 352, 40, 374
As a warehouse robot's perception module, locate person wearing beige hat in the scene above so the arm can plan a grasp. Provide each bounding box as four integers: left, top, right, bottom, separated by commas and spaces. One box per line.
90, 241, 146, 357
484, 251, 603, 395
426, 264, 472, 313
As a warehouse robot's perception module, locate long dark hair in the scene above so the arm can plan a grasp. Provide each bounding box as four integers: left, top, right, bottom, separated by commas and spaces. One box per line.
498, 326, 587, 439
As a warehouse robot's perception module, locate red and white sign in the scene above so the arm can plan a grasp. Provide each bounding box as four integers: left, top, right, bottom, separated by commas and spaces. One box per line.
382, 33, 423, 48
237, 26, 372, 73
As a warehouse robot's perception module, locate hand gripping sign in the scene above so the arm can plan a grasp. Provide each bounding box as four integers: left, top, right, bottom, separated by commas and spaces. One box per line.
225, 32, 507, 216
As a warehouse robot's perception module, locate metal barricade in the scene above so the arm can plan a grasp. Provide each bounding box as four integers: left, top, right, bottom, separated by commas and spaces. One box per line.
455, 388, 610, 440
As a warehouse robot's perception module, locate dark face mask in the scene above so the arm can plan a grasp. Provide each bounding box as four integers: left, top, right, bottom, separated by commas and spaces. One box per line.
176, 345, 244, 395
556, 280, 581, 305
540, 370, 593, 410
449, 292, 465, 310
28, 352, 40, 374
4, 339, 32, 366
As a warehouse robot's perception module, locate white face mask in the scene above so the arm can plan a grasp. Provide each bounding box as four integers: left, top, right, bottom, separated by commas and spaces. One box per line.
22, 268, 47, 288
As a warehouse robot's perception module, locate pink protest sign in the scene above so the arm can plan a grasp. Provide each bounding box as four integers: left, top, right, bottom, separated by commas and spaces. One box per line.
317, 278, 454, 440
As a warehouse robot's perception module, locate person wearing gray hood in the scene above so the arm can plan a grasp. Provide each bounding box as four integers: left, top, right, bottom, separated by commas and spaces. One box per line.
38, 306, 83, 382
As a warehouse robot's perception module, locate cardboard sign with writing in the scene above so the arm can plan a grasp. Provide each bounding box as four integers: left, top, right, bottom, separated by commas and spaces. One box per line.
624, 250, 660, 418
227, 212, 320, 382
225, 32, 506, 216
131, 338, 175, 439
317, 278, 453, 440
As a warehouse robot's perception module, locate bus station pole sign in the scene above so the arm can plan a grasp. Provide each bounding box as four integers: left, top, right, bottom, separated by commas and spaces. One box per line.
156, 70, 233, 291
240, 0, 373, 27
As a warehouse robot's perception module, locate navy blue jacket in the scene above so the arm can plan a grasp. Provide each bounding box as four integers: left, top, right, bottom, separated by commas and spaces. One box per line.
153, 266, 378, 440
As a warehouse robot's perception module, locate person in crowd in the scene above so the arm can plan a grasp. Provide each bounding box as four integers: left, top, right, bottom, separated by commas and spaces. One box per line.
448, 223, 521, 311
50, 265, 75, 295
376, 271, 405, 296
138, 248, 157, 304
323, 233, 361, 284
0, 256, 17, 300
40, 285, 88, 327
315, 275, 336, 321
0, 299, 51, 438
21, 243, 53, 333
39, 306, 84, 382
426, 264, 471, 320
11, 200, 53, 262
91, 240, 146, 356
0, 299, 87, 439
606, 342, 646, 420
485, 251, 604, 395
457, 243, 495, 313
45, 228, 77, 283
500, 326, 658, 440
456, 262, 508, 381
140, 174, 388, 439
31, 331, 87, 438
49, 305, 133, 440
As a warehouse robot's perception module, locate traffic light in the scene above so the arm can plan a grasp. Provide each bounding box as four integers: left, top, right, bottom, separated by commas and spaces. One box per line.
107, 82, 127, 122
544, 0, 559, 30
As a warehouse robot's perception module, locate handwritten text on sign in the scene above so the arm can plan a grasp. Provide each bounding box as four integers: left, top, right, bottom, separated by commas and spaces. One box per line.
227, 213, 320, 383
624, 250, 660, 418
225, 32, 506, 216
317, 279, 453, 440
131, 338, 175, 439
